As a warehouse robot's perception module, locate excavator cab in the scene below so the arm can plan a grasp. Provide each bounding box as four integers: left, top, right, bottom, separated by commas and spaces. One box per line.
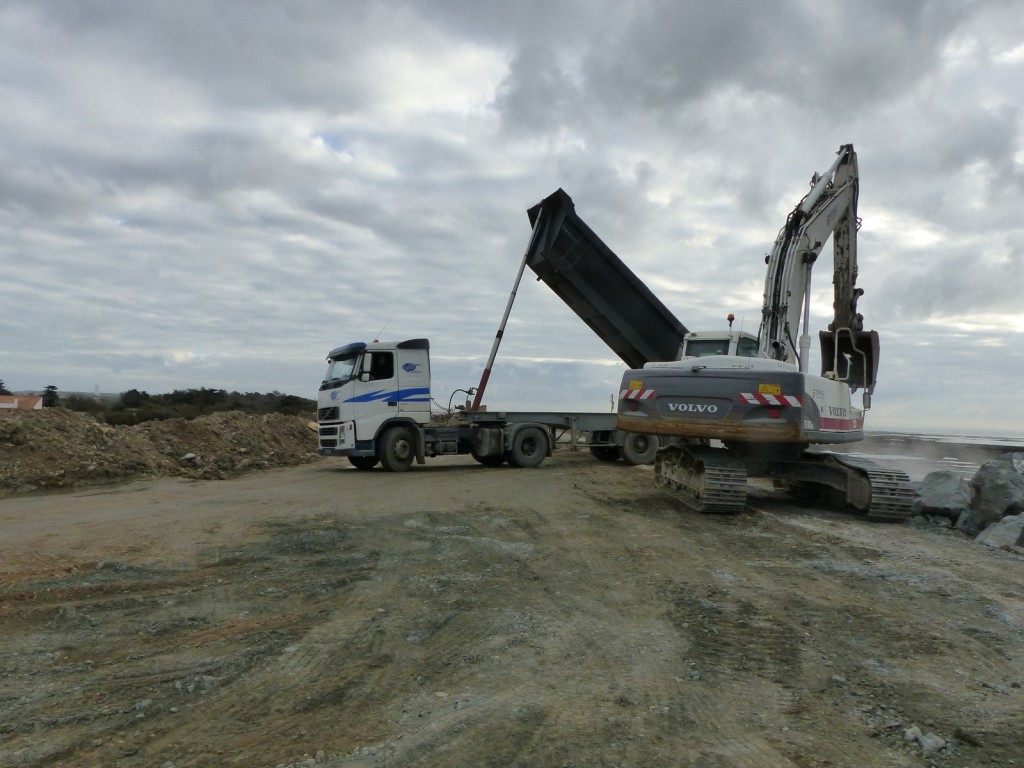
679, 331, 759, 359
819, 328, 879, 395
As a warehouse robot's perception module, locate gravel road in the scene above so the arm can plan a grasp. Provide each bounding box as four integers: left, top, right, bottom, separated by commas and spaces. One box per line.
1, 450, 1022, 767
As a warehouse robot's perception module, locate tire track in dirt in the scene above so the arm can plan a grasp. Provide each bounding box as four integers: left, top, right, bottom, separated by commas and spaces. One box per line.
1, 515, 380, 766
3, 454, 1023, 767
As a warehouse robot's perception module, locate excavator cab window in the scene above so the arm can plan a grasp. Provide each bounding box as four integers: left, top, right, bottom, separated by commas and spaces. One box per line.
682, 334, 760, 358
735, 337, 759, 357
685, 340, 729, 357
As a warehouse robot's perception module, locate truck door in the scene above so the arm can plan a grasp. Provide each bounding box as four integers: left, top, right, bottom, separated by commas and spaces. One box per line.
346, 350, 399, 440
352, 349, 430, 414
359, 350, 397, 402
347, 348, 430, 436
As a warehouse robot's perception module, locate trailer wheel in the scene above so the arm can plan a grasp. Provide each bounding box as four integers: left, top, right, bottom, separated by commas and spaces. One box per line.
621, 433, 659, 465
380, 427, 415, 472
349, 456, 379, 470
506, 426, 548, 469
588, 431, 621, 462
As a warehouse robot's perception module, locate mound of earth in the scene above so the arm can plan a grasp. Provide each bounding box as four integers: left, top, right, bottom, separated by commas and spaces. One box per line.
0, 408, 319, 494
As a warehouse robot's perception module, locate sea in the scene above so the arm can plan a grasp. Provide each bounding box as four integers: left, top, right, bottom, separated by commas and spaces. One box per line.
825, 431, 1024, 482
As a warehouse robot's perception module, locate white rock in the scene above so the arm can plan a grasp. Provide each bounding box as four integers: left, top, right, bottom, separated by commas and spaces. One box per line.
918, 731, 946, 755
975, 512, 1024, 550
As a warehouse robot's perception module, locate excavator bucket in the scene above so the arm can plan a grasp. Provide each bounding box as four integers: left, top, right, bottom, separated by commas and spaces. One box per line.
819, 329, 880, 394
525, 189, 688, 369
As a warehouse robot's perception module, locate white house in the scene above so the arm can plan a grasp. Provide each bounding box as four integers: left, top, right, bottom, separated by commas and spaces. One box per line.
0, 395, 44, 410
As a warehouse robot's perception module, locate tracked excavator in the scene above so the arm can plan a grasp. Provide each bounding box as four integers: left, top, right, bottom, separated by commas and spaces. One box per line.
616, 144, 914, 520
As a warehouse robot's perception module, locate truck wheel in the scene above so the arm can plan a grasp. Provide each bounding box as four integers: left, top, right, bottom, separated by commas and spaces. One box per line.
380, 427, 415, 472
506, 426, 548, 469
588, 431, 621, 462
349, 456, 379, 470
621, 433, 659, 465
471, 448, 505, 466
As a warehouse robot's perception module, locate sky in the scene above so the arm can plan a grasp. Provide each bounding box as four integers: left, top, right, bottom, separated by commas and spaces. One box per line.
1, 0, 1022, 436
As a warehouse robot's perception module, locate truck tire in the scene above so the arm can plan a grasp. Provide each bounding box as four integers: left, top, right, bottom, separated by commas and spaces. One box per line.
588, 431, 621, 462
380, 427, 415, 472
349, 456, 379, 470
506, 426, 548, 469
621, 433, 659, 465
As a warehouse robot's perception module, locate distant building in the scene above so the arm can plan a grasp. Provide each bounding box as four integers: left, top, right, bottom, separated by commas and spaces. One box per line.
0, 395, 43, 410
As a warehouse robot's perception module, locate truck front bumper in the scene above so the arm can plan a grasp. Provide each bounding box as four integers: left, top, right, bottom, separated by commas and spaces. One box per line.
317, 421, 378, 457
317, 420, 354, 454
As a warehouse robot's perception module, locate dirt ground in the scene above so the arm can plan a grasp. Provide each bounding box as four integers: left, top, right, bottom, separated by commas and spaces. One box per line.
1, 438, 1023, 767
0, 409, 319, 494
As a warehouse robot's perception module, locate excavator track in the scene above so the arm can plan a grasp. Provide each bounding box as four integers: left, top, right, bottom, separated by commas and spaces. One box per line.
823, 453, 915, 522
655, 445, 747, 514
653, 446, 913, 521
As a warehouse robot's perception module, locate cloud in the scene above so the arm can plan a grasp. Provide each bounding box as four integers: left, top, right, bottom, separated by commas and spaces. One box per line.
0, 0, 1021, 436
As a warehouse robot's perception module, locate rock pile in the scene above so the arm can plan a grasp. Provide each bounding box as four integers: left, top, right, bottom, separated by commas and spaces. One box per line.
0, 407, 320, 495
914, 452, 1024, 551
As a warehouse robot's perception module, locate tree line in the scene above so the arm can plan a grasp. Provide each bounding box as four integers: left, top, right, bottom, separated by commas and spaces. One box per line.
2, 381, 314, 425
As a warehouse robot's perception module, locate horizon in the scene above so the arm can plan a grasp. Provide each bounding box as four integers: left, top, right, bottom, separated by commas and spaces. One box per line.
7, 384, 1024, 443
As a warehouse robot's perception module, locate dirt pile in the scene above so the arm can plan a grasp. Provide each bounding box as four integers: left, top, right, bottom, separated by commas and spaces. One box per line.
0, 408, 319, 494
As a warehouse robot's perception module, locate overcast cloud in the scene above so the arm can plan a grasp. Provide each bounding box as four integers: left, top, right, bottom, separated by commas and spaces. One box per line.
1, 0, 1022, 435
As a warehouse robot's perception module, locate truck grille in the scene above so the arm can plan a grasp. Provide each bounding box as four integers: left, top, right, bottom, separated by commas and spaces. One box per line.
320, 439, 338, 448
318, 406, 339, 421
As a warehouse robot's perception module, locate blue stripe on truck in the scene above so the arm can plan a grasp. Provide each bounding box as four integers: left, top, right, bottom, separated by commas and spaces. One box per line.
343, 387, 430, 403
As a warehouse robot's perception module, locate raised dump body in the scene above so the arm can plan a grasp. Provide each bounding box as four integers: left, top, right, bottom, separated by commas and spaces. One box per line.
526, 189, 688, 369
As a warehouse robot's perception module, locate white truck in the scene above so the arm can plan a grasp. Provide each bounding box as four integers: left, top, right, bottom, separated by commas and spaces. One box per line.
315, 338, 659, 471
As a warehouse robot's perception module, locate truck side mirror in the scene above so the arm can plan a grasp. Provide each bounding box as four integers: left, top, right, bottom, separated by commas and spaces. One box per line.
359, 372, 371, 382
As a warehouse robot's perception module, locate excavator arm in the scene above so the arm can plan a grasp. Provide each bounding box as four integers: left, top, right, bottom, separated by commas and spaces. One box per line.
757, 144, 877, 394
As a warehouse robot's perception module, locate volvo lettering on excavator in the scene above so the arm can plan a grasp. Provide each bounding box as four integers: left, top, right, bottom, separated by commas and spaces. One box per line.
616, 144, 913, 520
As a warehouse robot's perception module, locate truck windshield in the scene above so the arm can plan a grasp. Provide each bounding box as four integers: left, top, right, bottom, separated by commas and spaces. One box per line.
321, 353, 361, 390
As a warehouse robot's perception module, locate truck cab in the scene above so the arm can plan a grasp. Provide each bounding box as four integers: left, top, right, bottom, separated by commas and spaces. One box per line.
317, 338, 431, 458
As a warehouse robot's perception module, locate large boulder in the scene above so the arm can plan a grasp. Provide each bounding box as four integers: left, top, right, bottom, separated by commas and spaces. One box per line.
955, 453, 1024, 536
913, 470, 970, 522
975, 513, 1024, 551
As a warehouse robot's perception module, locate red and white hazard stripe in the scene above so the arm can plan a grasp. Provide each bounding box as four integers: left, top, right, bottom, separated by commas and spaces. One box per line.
740, 392, 802, 407
620, 389, 655, 401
